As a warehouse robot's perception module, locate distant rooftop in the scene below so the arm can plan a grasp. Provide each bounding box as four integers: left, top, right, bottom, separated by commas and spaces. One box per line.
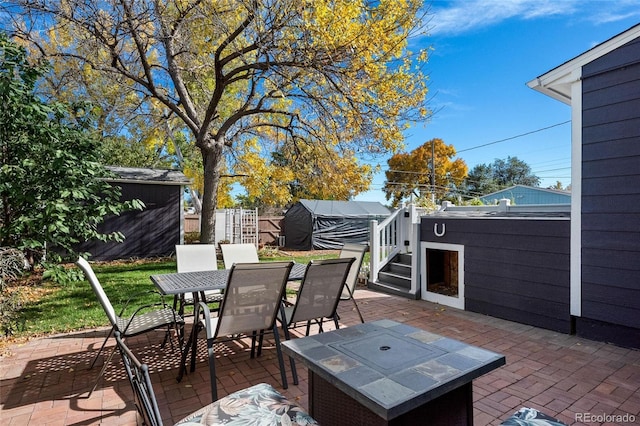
297, 199, 390, 217
428, 210, 570, 219
104, 166, 191, 185
425, 199, 570, 220
478, 185, 571, 206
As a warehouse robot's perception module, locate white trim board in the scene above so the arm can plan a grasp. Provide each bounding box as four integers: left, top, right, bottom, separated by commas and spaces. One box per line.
420, 242, 465, 310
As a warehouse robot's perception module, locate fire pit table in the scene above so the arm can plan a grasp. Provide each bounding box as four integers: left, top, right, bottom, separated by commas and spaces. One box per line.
282, 319, 505, 426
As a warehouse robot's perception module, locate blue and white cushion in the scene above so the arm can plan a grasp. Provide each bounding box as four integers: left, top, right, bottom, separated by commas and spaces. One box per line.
501, 407, 568, 426
175, 383, 318, 426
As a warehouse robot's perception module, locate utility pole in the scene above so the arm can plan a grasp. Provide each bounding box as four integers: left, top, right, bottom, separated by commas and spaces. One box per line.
431, 139, 435, 204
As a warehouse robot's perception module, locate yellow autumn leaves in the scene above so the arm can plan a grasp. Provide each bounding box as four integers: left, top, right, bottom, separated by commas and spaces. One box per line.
14, 0, 431, 209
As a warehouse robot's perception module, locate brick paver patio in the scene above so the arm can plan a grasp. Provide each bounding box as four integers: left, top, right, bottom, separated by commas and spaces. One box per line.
1, 288, 639, 425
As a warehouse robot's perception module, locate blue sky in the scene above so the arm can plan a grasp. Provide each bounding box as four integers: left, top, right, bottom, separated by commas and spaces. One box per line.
354, 0, 640, 204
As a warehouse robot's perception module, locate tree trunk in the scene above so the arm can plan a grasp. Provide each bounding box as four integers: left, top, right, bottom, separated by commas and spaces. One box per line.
165, 120, 203, 213
199, 141, 223, 243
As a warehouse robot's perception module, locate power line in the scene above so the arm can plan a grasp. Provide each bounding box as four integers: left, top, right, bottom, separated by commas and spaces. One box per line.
365, 122, 573, 198
359, 120, 571, 175
387, 169, 430, 176
384, 166, 571, 183
456, 121, 571, 153
532, 166, 571, 173
529, 156, 571, 167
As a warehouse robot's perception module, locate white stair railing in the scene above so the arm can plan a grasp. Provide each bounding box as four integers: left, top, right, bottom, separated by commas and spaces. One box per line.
370, 205, 423, 284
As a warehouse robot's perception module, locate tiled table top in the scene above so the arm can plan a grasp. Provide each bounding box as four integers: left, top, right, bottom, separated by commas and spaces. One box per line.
282, 319, 506, 420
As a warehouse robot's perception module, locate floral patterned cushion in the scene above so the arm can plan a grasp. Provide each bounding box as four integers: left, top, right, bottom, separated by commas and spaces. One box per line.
501, 407, 567, 425
174, 383, 318, 426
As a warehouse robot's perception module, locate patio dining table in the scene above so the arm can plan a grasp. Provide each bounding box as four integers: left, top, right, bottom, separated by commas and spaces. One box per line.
150, 262, 308, 380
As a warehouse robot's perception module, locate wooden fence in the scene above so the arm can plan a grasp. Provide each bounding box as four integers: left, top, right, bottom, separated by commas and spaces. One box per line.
258, 216, 284, 246
184, 214, 284, 246
184, 214, 200, 233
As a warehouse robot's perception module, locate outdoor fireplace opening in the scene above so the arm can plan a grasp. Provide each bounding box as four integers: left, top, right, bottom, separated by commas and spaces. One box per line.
426, 249, 459, 297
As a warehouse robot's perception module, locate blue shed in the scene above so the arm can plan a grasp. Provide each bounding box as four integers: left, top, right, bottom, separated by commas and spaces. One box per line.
479, 185, 571, 205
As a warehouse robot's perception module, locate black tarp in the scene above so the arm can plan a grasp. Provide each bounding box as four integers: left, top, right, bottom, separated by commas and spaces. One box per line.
283, 199, 390, 250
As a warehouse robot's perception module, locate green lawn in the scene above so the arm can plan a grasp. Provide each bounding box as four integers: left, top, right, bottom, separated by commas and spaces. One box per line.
14, 251, 341, 338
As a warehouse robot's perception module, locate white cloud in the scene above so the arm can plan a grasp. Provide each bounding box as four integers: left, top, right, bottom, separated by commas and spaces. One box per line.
426, 0, 639, 36
584, 9, 640, 26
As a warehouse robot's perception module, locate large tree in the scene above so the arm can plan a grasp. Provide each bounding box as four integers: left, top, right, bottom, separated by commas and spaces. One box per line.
465, 156, 540, 197
383, 138, 468, 207
5, 0, 430, 242
464, 163, 500, 197
0, 33, 138, 266
250, 139, 373, 205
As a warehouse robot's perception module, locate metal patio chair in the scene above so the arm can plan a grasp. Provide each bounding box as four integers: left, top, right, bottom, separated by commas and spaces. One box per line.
220, 243, 259, 269
174, 244, 223, 315
277, 257, 354, 384
187, 261, 294, 401
76, 257, 184, 397
114, 331, 317, 426
338, 243, 368, 323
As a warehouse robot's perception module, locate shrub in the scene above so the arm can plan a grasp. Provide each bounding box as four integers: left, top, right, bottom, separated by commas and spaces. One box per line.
0, 248, 28, 336
0, 34, 142, 278
184, 232, 200, 244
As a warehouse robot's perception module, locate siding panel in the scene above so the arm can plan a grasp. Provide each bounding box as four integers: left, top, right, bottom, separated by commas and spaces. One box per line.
582, 248, 640, 271
78, 183, 181, 261
583, 266, 640, 291
582, 213, 640, 231
581, 300, 640, 329
582, 156, 640, 178
465, 269, 569, 302
582, 117, 640, 144
582, 38, 640, 77
580, 35, 640, 339
583, 97, 640, 125
468, 246, 569, 271
420, 217, 571, 333
581, 230, 640, 251
581, 176, 640, 195
466, 286, 568, 321
582, 66, 640, 109
582, 139, 640, 163
466, 300, 568, 333
582, 194, 640, 213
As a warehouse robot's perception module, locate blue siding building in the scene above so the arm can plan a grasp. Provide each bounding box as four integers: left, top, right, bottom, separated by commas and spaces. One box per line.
479, 185, 571, 205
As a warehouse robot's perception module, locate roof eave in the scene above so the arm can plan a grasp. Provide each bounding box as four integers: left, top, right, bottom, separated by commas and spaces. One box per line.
103, 178, 191, 186
103, 166, 191, 186
527, 23, 640, 103
526, 76, 573, 105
